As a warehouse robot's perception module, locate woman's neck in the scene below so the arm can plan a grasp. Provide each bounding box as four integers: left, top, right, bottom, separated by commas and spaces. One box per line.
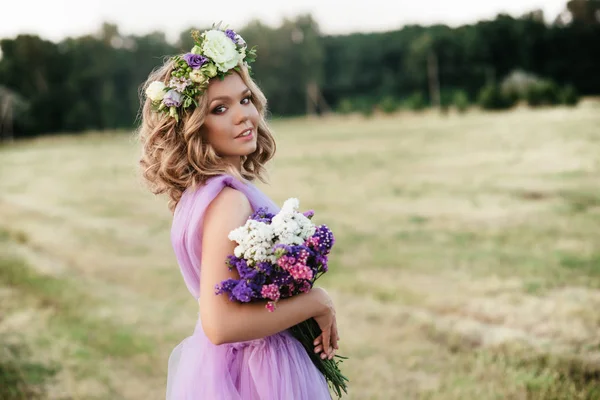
223, 156, 242, 173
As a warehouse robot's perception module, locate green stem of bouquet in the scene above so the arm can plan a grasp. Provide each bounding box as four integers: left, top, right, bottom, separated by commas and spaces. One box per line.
288, 318, 349, 398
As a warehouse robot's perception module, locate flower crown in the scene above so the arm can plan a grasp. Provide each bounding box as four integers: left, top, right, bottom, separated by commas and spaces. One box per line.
145, 23, 257, 122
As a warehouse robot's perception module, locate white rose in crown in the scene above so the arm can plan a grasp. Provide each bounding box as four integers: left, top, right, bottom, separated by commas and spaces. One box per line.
202, 30, 244, 72
145, 81, 166, 102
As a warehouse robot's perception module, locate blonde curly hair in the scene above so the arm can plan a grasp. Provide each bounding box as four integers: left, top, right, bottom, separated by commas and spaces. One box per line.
137, 59, 276, 211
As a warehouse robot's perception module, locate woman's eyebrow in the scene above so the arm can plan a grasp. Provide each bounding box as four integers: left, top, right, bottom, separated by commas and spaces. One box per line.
209, 88, 251, 104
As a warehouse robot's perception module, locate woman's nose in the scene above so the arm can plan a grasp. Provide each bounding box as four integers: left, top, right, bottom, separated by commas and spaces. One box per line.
235, 105, 250, 124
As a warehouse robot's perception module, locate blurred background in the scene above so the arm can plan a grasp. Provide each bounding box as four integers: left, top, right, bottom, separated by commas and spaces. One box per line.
1, 0, 599, 399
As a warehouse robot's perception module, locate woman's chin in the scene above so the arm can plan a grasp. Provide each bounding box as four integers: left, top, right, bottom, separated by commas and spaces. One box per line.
243, 142, 258, 155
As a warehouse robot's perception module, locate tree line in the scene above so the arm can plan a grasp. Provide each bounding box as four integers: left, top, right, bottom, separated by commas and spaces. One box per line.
0, 0, 599, 139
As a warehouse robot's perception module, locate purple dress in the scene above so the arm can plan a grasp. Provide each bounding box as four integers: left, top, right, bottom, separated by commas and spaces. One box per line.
166, 175, 331, 399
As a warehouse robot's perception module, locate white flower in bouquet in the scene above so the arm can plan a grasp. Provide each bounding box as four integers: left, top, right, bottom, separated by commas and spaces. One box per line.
280, 198, 300, 213
271, 198, 316, 245
228, 219, 275, 264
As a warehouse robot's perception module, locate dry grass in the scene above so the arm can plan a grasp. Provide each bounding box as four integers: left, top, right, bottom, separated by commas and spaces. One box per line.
1, 100, 599, 399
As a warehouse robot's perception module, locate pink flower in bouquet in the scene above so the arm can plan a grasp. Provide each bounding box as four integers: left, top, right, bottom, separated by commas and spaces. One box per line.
288, 264, 314, 281
261, 284, 280, 301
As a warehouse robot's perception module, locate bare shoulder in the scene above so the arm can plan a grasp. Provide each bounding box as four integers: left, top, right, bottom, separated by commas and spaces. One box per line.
204, 186, 252, 231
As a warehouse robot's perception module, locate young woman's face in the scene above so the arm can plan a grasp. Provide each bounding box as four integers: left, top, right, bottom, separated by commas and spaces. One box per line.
203, 72, 259, 164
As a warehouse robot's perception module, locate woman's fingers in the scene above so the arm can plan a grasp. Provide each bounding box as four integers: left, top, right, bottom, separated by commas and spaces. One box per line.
328, 348, 336, 360
321, 328, 331, 356
313, 335, 322, 354
324, 340, 336, 359
327, 322, 338, 360
313, 315, 340, 359
314, 320, 340, 358
330, 317, 339, 350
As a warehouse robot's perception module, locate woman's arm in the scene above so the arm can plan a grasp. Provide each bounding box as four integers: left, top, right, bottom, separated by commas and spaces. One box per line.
199, 187, 336, 349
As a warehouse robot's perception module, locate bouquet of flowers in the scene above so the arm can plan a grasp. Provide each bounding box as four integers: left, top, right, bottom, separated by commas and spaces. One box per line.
215, 198, 348, 397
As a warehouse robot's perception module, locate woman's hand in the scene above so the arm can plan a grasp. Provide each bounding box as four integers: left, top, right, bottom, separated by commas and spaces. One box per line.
311, 287, 339, 360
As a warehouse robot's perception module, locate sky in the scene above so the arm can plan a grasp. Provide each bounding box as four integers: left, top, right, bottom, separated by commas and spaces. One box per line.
0, 0, 567, 42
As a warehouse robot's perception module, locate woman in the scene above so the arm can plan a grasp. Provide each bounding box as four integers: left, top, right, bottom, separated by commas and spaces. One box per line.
137, 25, 339, 399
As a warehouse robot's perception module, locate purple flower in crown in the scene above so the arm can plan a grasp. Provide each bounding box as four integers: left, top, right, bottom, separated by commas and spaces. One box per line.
183, 53, 207, 69
163, 90, 183, 107
224, 29, 237, 42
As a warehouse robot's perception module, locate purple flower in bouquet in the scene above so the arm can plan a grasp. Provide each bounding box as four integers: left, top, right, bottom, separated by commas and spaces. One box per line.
270, 269, 294, 289
256, 261, 276, 276
315, 255, 329, 272
307, 225, 335, 254
228, 256, 259, 280
250, 207, 275, 224
215, 278, 238, 301
232, 280, 254, 302
303, 210, 315, 219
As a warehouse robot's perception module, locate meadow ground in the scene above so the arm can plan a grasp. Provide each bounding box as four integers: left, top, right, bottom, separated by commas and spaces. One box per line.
1, 100, 599, 399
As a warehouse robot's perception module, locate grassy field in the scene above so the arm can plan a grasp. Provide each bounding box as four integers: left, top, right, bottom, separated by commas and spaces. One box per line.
1, 100, 600, 399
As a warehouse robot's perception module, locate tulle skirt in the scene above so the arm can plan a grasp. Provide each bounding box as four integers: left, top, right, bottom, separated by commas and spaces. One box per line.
166, 319, 332, 399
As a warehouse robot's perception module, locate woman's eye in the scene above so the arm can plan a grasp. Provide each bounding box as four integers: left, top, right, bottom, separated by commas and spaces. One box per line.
212, 95, 251, 114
